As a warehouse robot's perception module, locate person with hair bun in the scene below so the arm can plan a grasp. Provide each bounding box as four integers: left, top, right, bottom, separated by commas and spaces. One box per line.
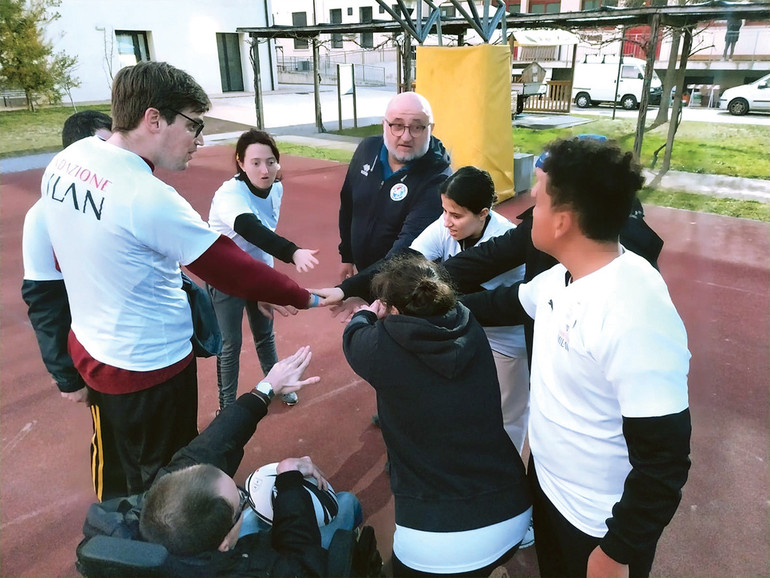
410, 166, 529, 454
342, 253, 531, 577
319, 166, 530, 455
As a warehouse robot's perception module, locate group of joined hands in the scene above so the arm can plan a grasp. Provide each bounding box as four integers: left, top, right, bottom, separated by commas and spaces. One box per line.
256, 262, 397, 324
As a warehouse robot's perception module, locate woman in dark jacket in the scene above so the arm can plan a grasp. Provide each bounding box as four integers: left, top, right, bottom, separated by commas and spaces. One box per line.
342, 253, 531, 577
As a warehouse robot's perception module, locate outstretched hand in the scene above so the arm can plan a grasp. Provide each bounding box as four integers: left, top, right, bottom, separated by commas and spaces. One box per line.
309, 287, 345, 307
293, 249, 320, 273
330, 296, 369, 323
264, 345, 320, 396
258, 302, 298, 320
276, 456, 329, 491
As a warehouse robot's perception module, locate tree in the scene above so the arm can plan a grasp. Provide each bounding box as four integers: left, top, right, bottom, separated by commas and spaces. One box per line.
0, 0, 78, 111
50, 51, 80, 109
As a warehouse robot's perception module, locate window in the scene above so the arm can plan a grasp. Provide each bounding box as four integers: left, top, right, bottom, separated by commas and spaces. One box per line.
621, 65, 642, 79
583, 0, 601, 9
347, 7, 353, 16
506, 0, 521, 13
330, 9, 342, 49
115, 31, 150, 68
529, 0, 561, 13
379, 5, 386, 13
360, 7, 373, 49
292, 12, 308, 49
440, 6, 456, 18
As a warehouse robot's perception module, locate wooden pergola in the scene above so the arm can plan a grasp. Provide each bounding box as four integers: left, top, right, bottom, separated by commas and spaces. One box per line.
238, 1, 770, 175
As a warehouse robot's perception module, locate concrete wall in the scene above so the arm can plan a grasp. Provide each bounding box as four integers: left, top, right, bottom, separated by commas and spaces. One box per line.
44, 0, 274, 104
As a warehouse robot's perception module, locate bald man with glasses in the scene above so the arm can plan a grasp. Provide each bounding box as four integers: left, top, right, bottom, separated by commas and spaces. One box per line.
337, 91, 452, 281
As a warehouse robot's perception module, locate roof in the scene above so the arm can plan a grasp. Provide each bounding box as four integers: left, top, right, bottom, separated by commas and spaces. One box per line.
238, 3, 770, 38
510, 28, 580, 46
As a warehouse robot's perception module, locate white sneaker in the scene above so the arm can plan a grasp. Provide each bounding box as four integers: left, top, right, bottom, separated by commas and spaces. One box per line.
281, 392, 298, 406
520, 522, 535, 549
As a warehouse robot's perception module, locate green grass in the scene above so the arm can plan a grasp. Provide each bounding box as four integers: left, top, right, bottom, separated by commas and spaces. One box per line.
509, 116, 770, 180
639, 187, 770, 221
275, 142, 354, 164
335, 117, 770, 180
0, 104, 112, 157
4, 106, 767, 221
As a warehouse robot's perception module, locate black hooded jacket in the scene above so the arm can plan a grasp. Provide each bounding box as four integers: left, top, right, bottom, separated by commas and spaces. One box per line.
342, 304, 530, 532
338, 134, 452, 270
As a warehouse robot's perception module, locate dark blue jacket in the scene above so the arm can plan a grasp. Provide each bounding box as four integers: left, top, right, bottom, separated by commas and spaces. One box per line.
338, 135, 451, 270
21, 278, 84, 392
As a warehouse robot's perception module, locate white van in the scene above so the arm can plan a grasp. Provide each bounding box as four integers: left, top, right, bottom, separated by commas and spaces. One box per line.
572, 56, 663, 110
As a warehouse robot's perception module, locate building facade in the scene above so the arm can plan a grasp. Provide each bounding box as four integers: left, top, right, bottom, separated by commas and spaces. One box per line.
272, 1, 768, 95
43, 0, 275, 104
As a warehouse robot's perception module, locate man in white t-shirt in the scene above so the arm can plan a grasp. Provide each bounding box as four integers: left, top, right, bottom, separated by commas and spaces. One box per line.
463, 137, 691, 577
41, 61, 316, 497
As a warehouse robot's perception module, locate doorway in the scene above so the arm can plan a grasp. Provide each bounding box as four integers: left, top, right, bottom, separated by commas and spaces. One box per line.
217, 33, 245, 92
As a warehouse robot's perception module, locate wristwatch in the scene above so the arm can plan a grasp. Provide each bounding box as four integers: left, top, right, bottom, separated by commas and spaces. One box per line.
255, 381, 275, 401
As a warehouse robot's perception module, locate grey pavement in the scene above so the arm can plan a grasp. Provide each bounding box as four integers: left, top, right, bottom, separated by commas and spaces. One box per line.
2, 85, 768, 203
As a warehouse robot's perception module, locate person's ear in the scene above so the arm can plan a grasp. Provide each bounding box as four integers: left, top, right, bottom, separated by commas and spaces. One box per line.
145, 108, 163, 134
553, 209, 573, 240
479, 207, 490, 220
218, 525, 239, 552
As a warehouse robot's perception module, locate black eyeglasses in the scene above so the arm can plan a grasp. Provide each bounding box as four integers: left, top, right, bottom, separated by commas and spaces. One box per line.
386, 121, 429, 137
169, 109, 205, 137
231, 487, 249, 528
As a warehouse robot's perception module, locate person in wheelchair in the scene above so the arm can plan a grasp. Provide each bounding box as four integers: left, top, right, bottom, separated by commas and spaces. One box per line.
77, 346, 374, 577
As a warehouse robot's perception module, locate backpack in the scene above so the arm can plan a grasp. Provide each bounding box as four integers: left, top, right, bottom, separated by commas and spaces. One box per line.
621, 198, 664, 270
181, 272, 222, 358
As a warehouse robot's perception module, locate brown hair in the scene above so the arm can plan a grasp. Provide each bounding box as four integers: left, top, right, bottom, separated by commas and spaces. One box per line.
111, 61, 210, 133
371, 253, 456, 317
139, 464, 234, 556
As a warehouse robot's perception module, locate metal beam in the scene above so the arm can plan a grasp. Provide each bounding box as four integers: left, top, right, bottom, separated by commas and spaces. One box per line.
237, 4, 770, 39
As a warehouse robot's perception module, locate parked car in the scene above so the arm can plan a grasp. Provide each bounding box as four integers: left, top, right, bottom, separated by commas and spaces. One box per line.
719, 73, 770, 116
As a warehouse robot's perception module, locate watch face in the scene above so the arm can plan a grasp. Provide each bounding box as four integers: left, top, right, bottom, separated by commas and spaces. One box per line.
257, 382, 274, 399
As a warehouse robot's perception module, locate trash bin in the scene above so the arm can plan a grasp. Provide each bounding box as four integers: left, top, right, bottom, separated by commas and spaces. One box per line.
514, 152, 534, 194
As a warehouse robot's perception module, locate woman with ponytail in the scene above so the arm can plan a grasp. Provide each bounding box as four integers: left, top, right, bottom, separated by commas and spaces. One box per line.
342, 253, 531, 577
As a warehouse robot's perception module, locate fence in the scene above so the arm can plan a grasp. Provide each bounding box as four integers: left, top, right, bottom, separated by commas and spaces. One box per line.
522, 80, 572, 113
276, 56, 386, 87
2, 89, 27, 108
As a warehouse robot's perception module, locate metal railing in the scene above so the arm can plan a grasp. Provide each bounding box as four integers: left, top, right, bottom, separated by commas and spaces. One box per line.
276, 56, 386, 86
1, 88, 27, 107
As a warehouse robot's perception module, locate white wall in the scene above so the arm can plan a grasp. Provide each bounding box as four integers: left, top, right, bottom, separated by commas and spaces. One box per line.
44, 0, 274, 104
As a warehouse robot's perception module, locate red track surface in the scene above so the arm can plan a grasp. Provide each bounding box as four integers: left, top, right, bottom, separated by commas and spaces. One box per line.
1, 145, 768, 576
